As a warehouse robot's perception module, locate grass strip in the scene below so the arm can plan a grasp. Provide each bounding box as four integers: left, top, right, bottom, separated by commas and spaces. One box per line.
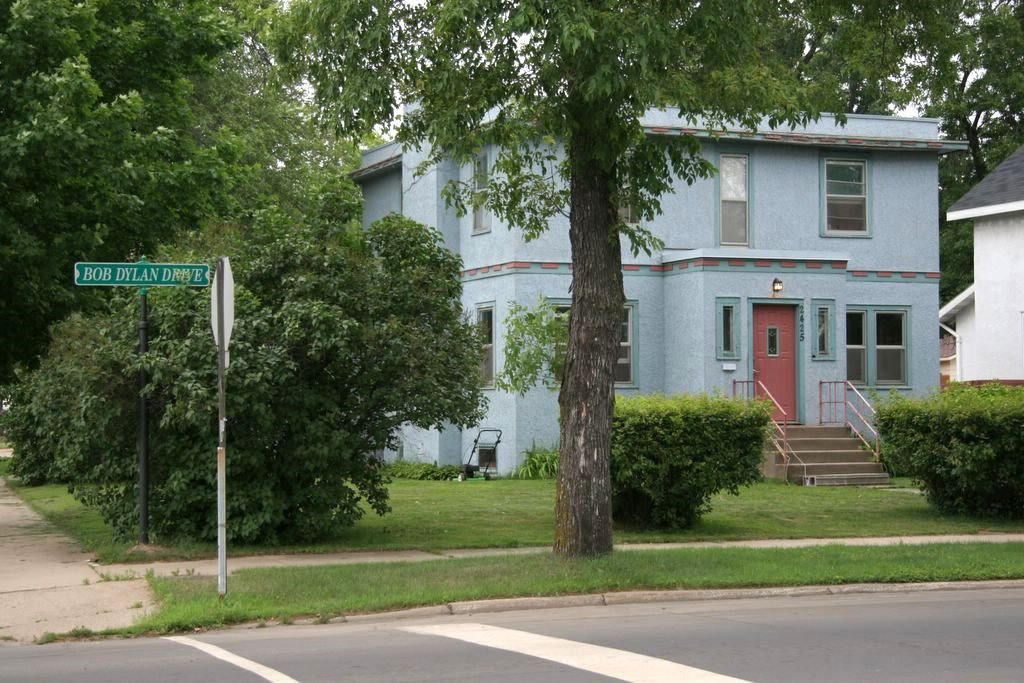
6, 476, 1024, 563
133, 542, 1024, 634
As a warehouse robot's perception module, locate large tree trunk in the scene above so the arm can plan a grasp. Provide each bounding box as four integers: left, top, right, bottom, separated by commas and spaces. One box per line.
553, 125, 624, 558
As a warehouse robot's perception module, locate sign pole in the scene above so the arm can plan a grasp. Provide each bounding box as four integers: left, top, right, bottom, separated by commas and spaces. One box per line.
212, 257, 233, 598
138, 287, 149, 545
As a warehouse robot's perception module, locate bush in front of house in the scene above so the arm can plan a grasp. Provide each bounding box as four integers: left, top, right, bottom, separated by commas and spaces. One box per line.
877, 383, 1024, 518
510, 442, 560, 479
386, 461, 462, 480
1, 214, 486, 543
610, 394, 771, 529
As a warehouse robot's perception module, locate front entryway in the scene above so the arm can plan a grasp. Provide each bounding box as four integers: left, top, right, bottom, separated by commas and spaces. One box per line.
753, 304, 797, 421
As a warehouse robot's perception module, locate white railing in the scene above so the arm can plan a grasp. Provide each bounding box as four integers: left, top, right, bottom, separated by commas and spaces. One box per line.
818, 380, 880, 460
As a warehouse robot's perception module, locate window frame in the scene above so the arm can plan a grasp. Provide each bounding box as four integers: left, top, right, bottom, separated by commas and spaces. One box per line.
472, 151, 491, 235
550, 300, 636, 386
822, 157, 870, 237
719, 153, 749, 246
845, 306, 910, 387
812, 299, 836, 361
477, 304, 495, 387
716, 297, 741, 360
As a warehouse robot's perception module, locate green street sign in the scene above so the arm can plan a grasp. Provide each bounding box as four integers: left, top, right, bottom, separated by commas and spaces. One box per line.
74, 261, 210, 287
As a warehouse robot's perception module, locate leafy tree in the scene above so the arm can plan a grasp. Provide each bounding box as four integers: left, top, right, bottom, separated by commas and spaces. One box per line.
496, 298, 568, 396
3, 213, 486, 542
915, 0, 1024, 302
0, 0, 236, 384
281, 0, 818, 557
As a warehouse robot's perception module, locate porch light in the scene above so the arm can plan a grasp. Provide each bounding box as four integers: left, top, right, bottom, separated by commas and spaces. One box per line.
772, 278, 784, 296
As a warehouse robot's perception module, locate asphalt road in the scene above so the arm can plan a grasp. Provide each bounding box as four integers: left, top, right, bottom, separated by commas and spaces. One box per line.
3, 588, 1024, 682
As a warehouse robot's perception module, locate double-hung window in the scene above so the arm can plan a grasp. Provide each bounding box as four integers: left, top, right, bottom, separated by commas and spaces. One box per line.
473, 152, 491, 234
553, 303, 634, 385
825, 159, 867, 234
477, 306, 494, 386
720, 154, 748, 246
846, 308, 908, 386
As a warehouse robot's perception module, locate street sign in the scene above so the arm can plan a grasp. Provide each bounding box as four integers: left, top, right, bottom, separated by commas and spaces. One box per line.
75, 262, 210, 287
210, 258, 234, 368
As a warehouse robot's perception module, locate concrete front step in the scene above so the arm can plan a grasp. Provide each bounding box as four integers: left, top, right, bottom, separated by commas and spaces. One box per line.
788, 437, 872, 452
802, 472, 891, 487
786, 462, 886, 478
786, 425, 851, 439
763, 424, 886, 486
773, 449, 876, 464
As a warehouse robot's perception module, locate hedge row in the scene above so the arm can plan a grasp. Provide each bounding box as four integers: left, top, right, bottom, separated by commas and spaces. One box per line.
877, 383, 1024, 519
610, 394, 771, 529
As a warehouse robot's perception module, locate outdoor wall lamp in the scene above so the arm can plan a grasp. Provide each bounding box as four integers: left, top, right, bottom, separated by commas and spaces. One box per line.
771, 278, 784, 296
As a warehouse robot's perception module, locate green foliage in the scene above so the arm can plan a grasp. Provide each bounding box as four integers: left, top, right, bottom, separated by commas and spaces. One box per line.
0, 0, 238, 383
510, 443, 560, 480
385, 462, 462, 481
610, 395, 770, 529
877, 383, 1024, 519
919, 1, 1024, 302
2, 213, 486, 543
496, 299, 568, 395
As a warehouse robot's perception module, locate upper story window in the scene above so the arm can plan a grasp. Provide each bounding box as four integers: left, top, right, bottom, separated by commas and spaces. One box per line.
477, 305, 494, 387
825, 159, 867, 234
473, 152, 491, 235
618, 203, 640, 227
720, 154, 748, 246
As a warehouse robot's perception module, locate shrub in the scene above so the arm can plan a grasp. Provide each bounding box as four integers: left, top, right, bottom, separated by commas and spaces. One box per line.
1, 214, 486, 543
386, 461, 462, 480
610, 394, 770, 529
877, 383, 1024, 518
510, 442, 559, 479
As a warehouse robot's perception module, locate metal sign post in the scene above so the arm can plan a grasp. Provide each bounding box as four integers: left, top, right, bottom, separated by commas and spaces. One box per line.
74, 259, 209, 545
210, 257, 234, 597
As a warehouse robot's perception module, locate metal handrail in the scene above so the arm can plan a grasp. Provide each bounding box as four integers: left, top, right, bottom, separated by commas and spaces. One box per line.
733, 379, 799, 480
818, 380, 880, 461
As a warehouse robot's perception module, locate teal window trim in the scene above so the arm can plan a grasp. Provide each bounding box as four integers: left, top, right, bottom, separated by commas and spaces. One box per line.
811, 299, 836, 361
820, 154, 872, 238
714, 147, 754, 247
845, 305, 911, 388
716, 297, 741, 360
548, 298, 638, 387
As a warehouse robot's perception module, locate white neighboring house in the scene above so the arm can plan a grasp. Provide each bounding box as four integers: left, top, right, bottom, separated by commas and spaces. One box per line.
940, 144, 1024, 382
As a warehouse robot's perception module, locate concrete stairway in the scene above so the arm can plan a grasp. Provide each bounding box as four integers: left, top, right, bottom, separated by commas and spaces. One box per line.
764, 425, 889, 486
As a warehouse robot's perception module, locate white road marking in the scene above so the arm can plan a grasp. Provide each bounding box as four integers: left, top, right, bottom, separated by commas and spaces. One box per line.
164, 635, 300, 683
402, 623, 754, 682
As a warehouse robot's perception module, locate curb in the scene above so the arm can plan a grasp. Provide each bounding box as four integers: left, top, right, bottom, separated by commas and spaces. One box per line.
234, 579, 1024, 633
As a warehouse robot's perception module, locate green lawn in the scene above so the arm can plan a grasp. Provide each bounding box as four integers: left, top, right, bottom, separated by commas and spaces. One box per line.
6, 476, 1024, 563
130, 541, 1024, 634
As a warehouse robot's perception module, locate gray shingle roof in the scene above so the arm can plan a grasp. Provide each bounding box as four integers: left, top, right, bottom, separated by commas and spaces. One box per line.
949, 144, 1024, 215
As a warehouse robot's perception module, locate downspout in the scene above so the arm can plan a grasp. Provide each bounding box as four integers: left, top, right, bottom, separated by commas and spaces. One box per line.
939, 322, 962, 382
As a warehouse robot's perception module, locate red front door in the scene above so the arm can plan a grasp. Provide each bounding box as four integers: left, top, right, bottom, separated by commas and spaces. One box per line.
753, 305, 797, 422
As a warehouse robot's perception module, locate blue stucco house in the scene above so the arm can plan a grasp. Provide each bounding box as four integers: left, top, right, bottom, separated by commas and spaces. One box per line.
354, 110, 966, 478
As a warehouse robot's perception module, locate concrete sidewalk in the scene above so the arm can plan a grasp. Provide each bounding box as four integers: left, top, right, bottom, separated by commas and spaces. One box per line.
4, 466, 1024, 645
